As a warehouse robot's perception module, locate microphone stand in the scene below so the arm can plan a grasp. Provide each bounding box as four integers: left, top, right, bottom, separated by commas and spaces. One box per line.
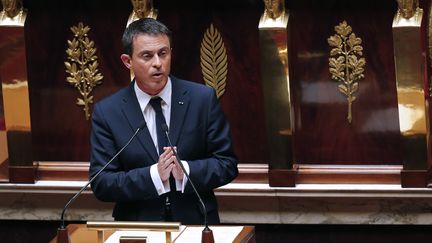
162, 124, 214, 243
56, 122, 145, 243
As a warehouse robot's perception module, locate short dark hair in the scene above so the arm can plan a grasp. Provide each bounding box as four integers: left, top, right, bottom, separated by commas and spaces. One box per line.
122, 18, 172, 56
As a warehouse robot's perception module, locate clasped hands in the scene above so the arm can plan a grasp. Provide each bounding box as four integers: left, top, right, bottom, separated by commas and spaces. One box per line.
157, 146, 184, 182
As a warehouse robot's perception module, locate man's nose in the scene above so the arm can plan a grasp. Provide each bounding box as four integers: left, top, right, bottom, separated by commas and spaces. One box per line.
153, 55, 162, 67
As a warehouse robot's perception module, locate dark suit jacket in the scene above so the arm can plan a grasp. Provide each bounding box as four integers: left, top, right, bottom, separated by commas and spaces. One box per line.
89, 76, 238, 224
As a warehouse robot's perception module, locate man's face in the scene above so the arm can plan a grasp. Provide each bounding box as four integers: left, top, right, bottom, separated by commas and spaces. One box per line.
121, 34, 171, 95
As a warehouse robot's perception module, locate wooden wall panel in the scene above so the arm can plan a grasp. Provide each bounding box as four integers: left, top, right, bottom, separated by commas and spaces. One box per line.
16, 0, 430, 184
22, 0, 268, 165
25, 0, 131, 161
157, 0, 268, 164
287, 0, 402, 165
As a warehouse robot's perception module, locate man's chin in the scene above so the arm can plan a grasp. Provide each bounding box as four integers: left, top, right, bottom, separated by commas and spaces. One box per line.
136, 79, 167, 95
152, 76, 168, 84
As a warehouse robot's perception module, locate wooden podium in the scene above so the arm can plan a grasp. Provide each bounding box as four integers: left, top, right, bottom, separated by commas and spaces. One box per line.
51, 222, 255, 243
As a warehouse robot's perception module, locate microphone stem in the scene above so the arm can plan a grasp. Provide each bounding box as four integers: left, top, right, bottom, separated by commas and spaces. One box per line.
164, 131, 209, 229
60, 126, 142, 229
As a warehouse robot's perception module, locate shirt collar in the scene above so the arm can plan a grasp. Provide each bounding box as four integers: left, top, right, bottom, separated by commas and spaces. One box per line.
134, 77, 172, 111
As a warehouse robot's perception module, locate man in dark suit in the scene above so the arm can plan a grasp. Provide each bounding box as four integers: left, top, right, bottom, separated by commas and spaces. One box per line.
89, 18, 238, 225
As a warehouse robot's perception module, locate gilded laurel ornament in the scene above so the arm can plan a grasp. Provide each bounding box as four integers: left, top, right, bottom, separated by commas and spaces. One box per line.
328, 21, 366, 123
65, 22, 103, 120
200, 23, 228, 98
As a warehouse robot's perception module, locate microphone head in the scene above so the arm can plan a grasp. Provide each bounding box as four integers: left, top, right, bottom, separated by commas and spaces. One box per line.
161, 124, 169, 133
138, 121, 146, 130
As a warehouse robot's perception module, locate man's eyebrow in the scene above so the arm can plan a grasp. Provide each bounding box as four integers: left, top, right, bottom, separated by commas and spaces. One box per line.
137, 46, 170, 56
136, 50, 152, 57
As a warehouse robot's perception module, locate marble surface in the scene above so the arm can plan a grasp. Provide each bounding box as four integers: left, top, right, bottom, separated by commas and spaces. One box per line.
1, 181, 432, 225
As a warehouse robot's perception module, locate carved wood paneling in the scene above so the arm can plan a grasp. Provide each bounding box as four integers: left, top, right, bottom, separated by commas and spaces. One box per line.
25, 0, 133, 161
5, 0, 425, 186
24, 0, 267, 165
287, 0, 401, 165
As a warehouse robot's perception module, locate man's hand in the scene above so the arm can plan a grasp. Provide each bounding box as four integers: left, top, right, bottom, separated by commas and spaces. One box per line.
157, 148, 175, 182
164, 147, 184, 180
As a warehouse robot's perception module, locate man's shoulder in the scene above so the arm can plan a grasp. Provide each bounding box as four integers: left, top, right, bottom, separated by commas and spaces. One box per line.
95, 83, 132, 107
171, 76, 213, 93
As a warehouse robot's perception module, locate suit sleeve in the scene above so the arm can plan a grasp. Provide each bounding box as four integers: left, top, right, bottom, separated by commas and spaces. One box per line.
89, 103, 159, 202
185, 89, 238, 193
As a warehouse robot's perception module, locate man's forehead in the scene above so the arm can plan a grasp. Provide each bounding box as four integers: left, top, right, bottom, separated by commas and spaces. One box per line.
133, 33, 169, 44
132, 35, 170, 53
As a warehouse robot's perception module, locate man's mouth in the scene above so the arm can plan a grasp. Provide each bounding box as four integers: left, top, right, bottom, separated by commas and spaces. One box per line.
152, 72, 163, 78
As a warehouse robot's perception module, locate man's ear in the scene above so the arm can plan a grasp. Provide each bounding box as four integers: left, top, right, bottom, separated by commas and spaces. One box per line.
120, 54, 132, 69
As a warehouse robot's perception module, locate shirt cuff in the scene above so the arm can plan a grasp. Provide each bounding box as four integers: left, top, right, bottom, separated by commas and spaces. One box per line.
150, 163, 170, 195
176, 160, 189, 193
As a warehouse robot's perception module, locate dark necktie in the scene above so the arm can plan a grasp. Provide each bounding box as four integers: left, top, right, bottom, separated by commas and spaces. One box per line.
149, 97, 168, 155
149, 96, 175, 221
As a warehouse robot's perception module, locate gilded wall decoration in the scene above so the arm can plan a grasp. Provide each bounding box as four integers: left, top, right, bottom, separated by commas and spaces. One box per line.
64, 22, 103, 120
263, 0, 284, 20
127, 0, 157, 26
328, 21, 366, 123
200, 24, 228, 99
0, 0, 26, 26
396, 0, 419, 19
259, 0, 288, 28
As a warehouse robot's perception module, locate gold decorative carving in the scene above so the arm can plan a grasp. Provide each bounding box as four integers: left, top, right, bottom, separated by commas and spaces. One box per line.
263, 0, 284, 20
200, 24, 228, 98
64, 22, 103, 120
259, 0, 288, 28
127, 0, 158, 26
0, 0, 26, 26
328, 21, 366, 123
396, 0, 419, 19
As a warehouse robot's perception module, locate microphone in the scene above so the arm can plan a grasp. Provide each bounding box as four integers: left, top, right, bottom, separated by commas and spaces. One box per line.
161, 124, 215, 243
56, 121, 146, 243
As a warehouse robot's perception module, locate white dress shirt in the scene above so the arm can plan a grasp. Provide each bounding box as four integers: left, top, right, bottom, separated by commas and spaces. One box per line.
134, 78, 189, 195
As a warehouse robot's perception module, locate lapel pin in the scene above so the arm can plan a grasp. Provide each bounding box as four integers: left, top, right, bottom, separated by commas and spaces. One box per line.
179, 101, 184, 105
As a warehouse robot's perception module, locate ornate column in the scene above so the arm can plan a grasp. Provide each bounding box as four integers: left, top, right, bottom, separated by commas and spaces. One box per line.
0, 0, 34, 183
258, 0, 296, 186
392, 0, 429, 187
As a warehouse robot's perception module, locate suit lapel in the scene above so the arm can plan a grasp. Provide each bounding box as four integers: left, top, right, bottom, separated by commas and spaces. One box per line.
121, 83, 159, 163
170, 77, 190, 146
